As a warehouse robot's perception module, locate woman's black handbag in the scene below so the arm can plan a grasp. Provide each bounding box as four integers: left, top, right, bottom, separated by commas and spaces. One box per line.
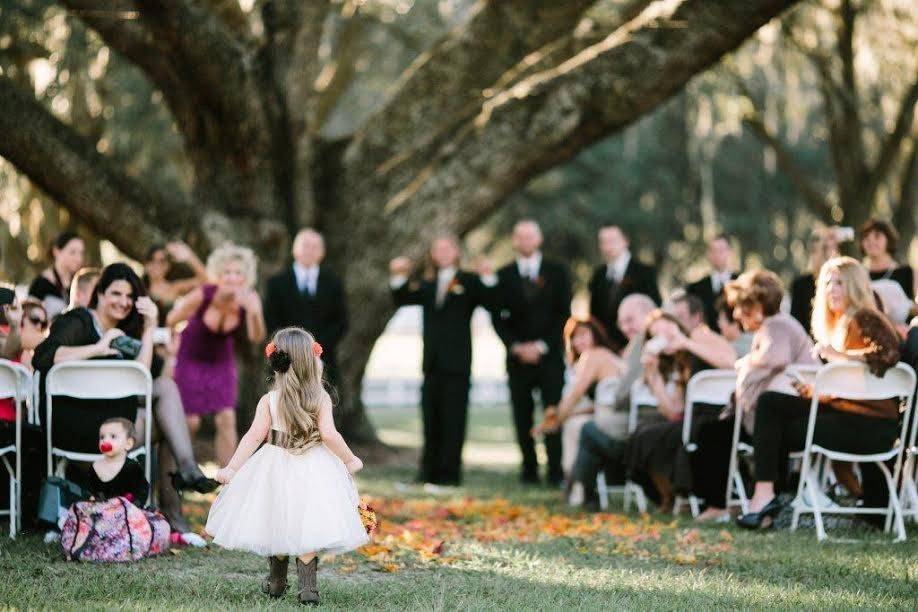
37, 476, 89, 526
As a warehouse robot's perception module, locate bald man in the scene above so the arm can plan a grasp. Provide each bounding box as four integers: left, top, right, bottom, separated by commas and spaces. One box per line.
264, 229, 348, 385
493, 220, 571, 486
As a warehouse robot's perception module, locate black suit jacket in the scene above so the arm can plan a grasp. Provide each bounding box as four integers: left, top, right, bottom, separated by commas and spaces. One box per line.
392, 270, 496, 377
686, 272, 739, 329
588, 259, 660, 348
493, 259, 571, 366
264, 265, 348, 368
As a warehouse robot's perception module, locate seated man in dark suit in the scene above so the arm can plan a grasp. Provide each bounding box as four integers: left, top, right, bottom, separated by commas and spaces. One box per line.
685, 234, 738, 329
493, 220, 571, 486
389, 235, 497, 487
264, 228, 348, 386
588, 225, 660, 350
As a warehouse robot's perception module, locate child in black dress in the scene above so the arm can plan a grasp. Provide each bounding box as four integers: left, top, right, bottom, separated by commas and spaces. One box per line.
79, 417, 149, 504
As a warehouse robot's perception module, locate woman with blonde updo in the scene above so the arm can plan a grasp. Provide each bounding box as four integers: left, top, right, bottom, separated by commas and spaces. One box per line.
206, 327, 367, 605
168, 243, 266, 465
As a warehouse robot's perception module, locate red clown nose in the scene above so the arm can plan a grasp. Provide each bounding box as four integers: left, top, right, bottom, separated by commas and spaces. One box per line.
99, 441, 113, 453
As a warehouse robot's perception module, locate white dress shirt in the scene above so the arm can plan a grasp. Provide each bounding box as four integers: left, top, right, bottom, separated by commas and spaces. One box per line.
435, 266, 457, 306
293, 263, 319, 295
516, 252, 542, 281
710, 269, 733, 294
606, 250, 631, 284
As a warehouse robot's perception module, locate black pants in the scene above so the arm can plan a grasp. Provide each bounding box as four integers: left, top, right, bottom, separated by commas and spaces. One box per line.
507, 359, 564, 480
754, 391, 898, 507
690, 417, 750, 509
571, 421, 627, 499
419, 371, 470, 485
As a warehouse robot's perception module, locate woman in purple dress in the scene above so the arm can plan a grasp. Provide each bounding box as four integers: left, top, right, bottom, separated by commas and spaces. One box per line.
168, 244, 266, 466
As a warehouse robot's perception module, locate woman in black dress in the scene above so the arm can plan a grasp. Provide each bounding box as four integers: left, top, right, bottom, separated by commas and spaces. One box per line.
859, 218, 914, 299
28, 232, 85, 319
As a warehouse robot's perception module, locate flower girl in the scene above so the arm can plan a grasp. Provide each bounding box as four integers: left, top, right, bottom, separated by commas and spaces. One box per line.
206, 327, 368, 605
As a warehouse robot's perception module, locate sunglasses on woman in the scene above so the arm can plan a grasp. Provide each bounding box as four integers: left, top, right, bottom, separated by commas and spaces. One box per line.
25, 313, 48, 330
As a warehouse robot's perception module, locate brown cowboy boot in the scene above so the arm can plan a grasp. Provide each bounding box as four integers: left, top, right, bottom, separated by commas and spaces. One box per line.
262, 555, 288, 598
296, 556, 319, 606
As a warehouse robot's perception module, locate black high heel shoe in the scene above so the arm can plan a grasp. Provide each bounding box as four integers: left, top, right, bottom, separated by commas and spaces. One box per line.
736, 497, 784, 530
170, 468, 220, 494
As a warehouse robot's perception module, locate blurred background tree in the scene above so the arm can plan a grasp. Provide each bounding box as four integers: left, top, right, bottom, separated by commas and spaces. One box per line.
1, 0, 914, 441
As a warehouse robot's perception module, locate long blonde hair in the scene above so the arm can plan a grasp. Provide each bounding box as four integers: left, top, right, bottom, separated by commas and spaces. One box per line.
811, 256, 876, 346
268, 327, 325, 453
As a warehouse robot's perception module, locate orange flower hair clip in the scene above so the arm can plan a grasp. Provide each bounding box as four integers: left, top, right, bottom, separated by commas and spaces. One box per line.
265, 342, 277, 358
313, 341, 324, 358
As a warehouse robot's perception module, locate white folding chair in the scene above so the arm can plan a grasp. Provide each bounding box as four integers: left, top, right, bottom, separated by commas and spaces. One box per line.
597, 380, 654, 513
28, 370, 40, 425
0, 359, 31, 538
790, 361, 916, 542
673, 369, 737, 517
45, 361, 153, 498
900, 383, 918, 521
725, 364, 820, 514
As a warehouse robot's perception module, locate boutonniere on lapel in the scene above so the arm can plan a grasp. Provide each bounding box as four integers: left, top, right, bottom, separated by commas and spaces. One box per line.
534, 275, 545, 288
448, 277, 465, 295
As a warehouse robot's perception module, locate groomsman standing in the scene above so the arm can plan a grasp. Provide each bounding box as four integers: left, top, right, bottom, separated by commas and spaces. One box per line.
588, 225, 660, 350
264, 228, 348, 385
685, 234, 738, 329
389, 235, 496, 486
493, 220, 571, 486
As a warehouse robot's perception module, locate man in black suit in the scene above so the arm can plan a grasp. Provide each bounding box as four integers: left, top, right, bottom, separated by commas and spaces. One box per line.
588, 225, 660, 350
685, 234, 738, 329
264, 228, 348, 386
493, 220, 571, 486
389, 235, 497, 486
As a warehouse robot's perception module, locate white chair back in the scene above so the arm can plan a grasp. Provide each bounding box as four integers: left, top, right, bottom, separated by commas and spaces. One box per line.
812, 361, 915, 403
45, 360, 153, 493
0, 359, 30, 538
682, 369, 736, 446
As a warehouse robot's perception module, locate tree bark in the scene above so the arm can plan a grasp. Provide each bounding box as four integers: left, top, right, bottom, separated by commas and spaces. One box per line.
1, 0, 800, 443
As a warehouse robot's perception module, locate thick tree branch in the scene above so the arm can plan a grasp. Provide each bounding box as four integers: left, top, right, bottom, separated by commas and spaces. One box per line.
743, 113, 830, 220
0, 76, 192, 259
342, 0, 800, 248
135, 1, 260, 137
313, 1, 364, 133
864, 75, 918, 203
892, 142, 916, 247
347, 0, 601, 179
61, 0, 202, 139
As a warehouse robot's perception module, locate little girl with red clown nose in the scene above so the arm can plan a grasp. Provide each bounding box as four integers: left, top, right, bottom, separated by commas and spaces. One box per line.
206, 327, 368, 605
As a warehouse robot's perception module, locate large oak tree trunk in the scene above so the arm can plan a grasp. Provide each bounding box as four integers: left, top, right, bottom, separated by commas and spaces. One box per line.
0, 0, 800, 443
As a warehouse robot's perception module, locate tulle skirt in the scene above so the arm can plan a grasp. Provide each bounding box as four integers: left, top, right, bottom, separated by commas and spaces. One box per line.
205, 443, 369, 556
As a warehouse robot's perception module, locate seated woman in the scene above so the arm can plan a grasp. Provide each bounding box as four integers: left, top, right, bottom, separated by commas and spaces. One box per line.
737, 257, 901, 529
715, 296, 753, 357
624, 310, 733, 511
533, 317, 624, 483
0, 298, 49, 530
691, 270, 817, 522
28, 232, 85, 320
32, 264, 216, 530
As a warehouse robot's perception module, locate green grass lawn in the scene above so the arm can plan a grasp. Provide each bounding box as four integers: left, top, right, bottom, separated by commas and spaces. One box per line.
2, 404, 916, 609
